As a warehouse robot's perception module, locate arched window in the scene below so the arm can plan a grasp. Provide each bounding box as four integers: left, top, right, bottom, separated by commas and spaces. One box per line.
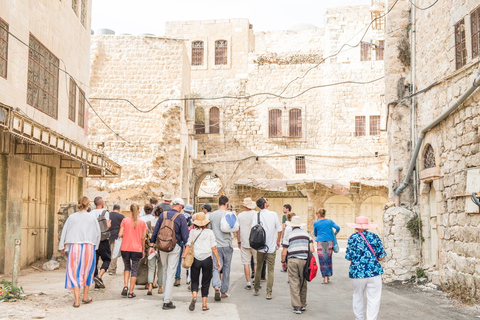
192, 41, 204, 66
215, 40, 227, 65
289, 108, 302, 137
269, 109, 282, 138
194, 106, 205, 134
209, 107, 220, 134
424, 144, 436, 169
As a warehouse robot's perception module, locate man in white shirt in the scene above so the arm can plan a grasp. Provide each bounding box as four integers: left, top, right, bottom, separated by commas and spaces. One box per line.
89, 196, 111, 289
252, 197, 282, 300
236, 197, 258, 290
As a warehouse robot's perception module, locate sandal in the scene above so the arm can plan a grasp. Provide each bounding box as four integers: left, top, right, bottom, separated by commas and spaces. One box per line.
202, 305, 209, 311
82, 297, 93, 304
147, 290, 152, 296
128, 292, 136, 298
73, 302, 80, 308
189, 298, 196, 311
121, 286, 128, 296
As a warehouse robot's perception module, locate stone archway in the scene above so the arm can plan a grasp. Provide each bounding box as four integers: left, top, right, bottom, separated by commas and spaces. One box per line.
360, 196, 387, 237
323, 195, 355, 239
194, 171, 223, 212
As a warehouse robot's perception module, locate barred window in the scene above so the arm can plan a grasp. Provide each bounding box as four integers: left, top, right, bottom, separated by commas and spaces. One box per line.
371, 11, 385, 30
375, 40, 384, 61
215, 40, 227, 65
360, 42, 371, 61
72, 0, 78, 15
355, 116, 366, 136
68, 78, 76, 121
424, 144, 436, 169
0, 18, 8, 79
269, 109, 282, 138
80, 0, 87, 27
369, 115, 380, 135
27, 34, 59, 118
455, 19, 467, 70
78, 88, 85, 128
195, 106, 205, 134
192, 41, 204, 66
289, 108, 302, 137
295, 156, 306, 174
472, 6, 480, 59
209, 107, 220, 134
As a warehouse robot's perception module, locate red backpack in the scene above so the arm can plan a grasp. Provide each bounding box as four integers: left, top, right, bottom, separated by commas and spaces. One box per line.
304, 251, 318, 282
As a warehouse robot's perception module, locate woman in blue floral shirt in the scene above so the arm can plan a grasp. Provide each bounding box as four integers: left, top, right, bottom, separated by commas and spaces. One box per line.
345, 216, 386, 320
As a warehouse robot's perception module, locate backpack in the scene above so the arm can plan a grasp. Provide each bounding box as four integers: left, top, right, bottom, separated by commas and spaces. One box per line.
249, 211, 267, 252
220, 211, 239, 233
303, 251, 318, 282
156, 212, 181, 252
98, 210, 110, 241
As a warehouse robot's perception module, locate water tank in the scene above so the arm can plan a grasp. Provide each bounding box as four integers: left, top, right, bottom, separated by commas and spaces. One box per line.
96, 28, 115, 35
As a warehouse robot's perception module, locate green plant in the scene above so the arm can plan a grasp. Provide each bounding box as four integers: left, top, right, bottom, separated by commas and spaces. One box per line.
406, 214, 424, 241
416, 268, 426, 278
0, 279, 25, 302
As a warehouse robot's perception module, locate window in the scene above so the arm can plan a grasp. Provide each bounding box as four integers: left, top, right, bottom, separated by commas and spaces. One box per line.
194, 106, 205, 134
424, 144, 436, 169
472, 6, 480, 59
80, 0, 87, 27
215, 40, 227, 65
295, 156, 306, 174
455, 19, 467, 70
192, 41, 204, 66
78, 88, 85, 128
371, 11, 385, 30
289, 108, 302, 137
68, 78, 76, 121
72, 0, 78, 15
209, 107, 220, 134
375, 40, 384, 61
27, 34, 59, 118
355, 116, 366, 136
0, 18, 8, 79
369, 115, 380, 135
269, 109, 282, 138
360, 42, 371, 61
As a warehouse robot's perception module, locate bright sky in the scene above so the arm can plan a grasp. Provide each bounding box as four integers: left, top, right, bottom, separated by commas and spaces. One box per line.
91, 0, 371, 36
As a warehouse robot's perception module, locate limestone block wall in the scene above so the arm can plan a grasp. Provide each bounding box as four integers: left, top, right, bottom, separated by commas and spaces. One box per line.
87, 36, 191, 205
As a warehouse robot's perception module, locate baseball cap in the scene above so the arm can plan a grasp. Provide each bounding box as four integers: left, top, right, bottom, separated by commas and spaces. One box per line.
172, 198, 185, 206
201, 203, 212, 211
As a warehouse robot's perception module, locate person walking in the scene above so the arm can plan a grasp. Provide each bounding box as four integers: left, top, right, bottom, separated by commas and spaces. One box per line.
281, 212, 296, 272
159, 193, 173, 212
345, 216, 386, 320
89, 196, 111, 289
236, 197, 258, 290
143, 205, 163, 295
149, 197, 189, 310
108, 204, 125, 276
252, 197, 282, 300
174, 204, 195, 287
281, 216, 315, 314
139, 197, 159, 217
119, 203, 147, 298
183, 212, 221, 311
209, 195, 234, 300
313, 208, 340, 284
59, 196, 100, 307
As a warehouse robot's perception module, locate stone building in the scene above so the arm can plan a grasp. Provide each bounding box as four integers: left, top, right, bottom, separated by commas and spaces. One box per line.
384, 0, 480, 295
88, 4, 389, 238
0, 0, 119, 274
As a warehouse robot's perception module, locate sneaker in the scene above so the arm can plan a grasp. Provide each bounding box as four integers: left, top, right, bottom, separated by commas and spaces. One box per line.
162, 302, 176, 310
220, 293, 228, 298
94, 277, 105, 289
253, 289, 259, 296
300, 307, 306, 311
189, 298, 196, 311
251, 272, 255, 279
266, 293, 272, 300
245, 284, 252, 290
214, 289, 221, 301
280, 269, 287, 273
293, 307, 302, 314
174, 279, 181, 287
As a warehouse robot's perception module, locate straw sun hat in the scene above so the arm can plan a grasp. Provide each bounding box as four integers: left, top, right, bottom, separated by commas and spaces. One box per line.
193, 212, 210, 227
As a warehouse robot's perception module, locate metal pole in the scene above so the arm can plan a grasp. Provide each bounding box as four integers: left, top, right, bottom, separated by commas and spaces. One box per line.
12, 239, 21, 287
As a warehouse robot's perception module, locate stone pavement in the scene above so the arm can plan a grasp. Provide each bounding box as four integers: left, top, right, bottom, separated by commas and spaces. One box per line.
0, 240, 478, 319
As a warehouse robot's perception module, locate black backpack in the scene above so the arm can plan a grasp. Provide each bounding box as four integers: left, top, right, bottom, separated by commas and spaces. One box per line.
249, 211, 268, 252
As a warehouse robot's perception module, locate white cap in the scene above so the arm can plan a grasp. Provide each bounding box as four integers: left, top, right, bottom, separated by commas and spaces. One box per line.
172, 198, 185, 206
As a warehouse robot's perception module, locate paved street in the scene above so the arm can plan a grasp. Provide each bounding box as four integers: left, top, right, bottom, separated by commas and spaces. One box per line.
1, 241, 478, 319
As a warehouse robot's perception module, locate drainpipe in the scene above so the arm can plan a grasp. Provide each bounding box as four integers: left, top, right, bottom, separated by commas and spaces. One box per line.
410, 2, 418, 204
394, 70, 480, 203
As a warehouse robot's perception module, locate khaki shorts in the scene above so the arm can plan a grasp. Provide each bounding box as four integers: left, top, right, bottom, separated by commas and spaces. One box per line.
240, 247, 257, 265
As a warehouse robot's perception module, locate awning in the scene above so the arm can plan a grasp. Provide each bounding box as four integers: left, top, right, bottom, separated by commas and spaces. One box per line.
0, 104, 121, 177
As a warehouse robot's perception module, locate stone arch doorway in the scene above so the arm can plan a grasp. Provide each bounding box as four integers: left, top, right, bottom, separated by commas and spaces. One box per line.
359, 196, 387, 237
323, 196, 354, 239
194, 172, 223, 212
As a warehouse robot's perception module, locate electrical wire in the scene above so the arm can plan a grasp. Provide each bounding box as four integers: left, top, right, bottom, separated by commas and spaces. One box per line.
408, 0, 440, 10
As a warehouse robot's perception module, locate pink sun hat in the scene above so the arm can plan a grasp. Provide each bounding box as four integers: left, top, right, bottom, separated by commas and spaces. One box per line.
346, 216, 378, 229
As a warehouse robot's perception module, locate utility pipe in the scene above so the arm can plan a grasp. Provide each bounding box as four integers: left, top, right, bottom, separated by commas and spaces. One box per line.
410, 2, 418, 204
394, 71, 480, 202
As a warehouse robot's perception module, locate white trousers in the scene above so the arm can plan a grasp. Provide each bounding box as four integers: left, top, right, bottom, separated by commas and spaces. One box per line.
159, 244, 181, 303
351, 275, 382, 320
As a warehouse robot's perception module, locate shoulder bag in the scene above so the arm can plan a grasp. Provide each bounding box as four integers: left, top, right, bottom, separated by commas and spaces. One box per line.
358, 231, 377, 260
182, 229, 203, 269
331, 220, 339, 253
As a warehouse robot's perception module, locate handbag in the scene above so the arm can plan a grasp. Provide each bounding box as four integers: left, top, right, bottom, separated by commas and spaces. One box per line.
331, 220, 339, 253
182, 230, 203, 269
112, 238, 122, 259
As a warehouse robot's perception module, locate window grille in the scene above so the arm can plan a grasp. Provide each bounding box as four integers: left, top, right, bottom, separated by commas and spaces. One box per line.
295, 156, 306, 174
455, 19, 467, 70
375, 40, 384, 61
195, 106, 205, 134
289, 108, 302, 137
360, 42, 371, 61
0, 18, 8, 79
472, 6, 480, 59
355, 116, 366, 136
215, 40, 227, 65
80, 0, 87, 27
371, 11, 385, 30
72, 0, 78, 15
269, 109, 282, 138
424, 144, 436, 169
27, 34, 59, 119
192, 41, 204, 66
369, 115, 380, 135
209, 107, 220, 134
68, 77, 76, 121
78, 88, 85, 128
